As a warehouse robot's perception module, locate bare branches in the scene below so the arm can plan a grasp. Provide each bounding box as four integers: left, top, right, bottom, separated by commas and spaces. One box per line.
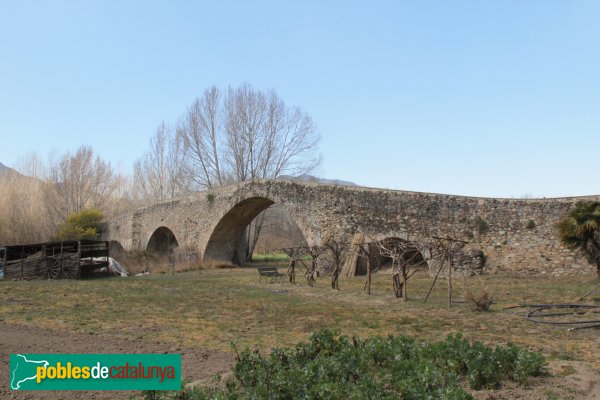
133, 122, 185, 203
176, 84, 321, 190
374, 238, 428, 300
277, 233, 473, 306
0, 149, 124, 244
281, 246, 312, 284
323, 235, 347, 290
0, 165, 52, 244
45, 146, 121, 225
177, 86, 226, 190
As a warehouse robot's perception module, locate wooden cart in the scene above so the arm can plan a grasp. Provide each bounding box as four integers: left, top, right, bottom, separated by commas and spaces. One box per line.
1, 240, 110, 280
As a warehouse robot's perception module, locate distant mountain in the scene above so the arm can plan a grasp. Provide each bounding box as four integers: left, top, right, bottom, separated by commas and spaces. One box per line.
0, 162, 24, 179
0, 161, 11, 175
278, 174, 357, 186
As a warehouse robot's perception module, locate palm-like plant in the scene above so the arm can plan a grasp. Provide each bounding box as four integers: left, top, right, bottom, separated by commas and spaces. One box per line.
558, 201, 600, 278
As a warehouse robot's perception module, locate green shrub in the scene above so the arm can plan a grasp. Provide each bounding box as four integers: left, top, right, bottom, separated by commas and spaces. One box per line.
138, 330, 547, 400
206, 193, 216, 207
475, 216, 489, 235
55, 209, 104, 240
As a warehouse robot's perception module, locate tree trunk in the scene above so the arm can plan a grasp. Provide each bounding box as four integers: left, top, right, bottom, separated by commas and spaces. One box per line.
289, 259, 296, 284
393, 273, 403, 298
366, 258, 372, 295
331, 266, 339, 290
246, 212, 266, 262
447, 257, 453, 308
596, 259, 600, 279
402, 267, 408, 301
234, 230, 248, 266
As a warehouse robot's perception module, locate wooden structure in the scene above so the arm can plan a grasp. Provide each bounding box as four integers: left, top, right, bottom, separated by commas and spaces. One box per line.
0, 240, 110, 280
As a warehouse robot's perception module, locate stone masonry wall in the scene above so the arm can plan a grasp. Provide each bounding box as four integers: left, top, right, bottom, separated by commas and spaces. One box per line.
104, 180, 600, 276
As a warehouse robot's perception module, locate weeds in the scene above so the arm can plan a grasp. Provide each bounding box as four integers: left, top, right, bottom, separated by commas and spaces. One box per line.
465, 289, 494, 311
206, 193, 215, 207
112, 251, 202, 274
475, 216, 490, 235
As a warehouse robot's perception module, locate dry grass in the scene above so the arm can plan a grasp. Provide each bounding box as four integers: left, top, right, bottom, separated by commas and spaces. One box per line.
1, 267, 599, 368
111, 251, 202, 275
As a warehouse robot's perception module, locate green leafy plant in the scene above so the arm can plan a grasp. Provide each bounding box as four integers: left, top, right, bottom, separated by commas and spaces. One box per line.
136, 330, 547, 399
206, 193, 216, 207
55, 209, 104, 240
557, 201, 600, 277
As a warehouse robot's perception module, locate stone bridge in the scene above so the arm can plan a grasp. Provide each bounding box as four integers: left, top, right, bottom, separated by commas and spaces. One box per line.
104, 180, 599, 276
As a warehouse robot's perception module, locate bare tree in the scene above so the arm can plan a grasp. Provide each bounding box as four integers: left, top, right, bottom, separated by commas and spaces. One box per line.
0, 155, 54, 244
45, 146, 121, 225
177, 84, 321, 261
374, 238, 428, 301
177, 86, 226, 190
0, 171, 50, 244
281, 246, 311, 284
224, 85, 320, 181
352, 236, 375, 295
323, 235, 348, 290
133, 122, 185, 203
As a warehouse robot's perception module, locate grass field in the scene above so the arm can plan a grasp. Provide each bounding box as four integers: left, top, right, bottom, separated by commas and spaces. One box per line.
1, 265, 599, 369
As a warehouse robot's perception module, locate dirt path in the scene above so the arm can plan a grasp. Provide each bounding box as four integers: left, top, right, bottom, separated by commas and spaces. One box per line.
0, 322, 234, 400
2, 322, 600, 399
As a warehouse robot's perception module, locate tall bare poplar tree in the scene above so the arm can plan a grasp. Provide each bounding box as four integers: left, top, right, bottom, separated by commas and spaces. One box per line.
133, 122, 185, 203
175, 83, 321, 259
177, 86, 226, 190
176, 84, 320, 189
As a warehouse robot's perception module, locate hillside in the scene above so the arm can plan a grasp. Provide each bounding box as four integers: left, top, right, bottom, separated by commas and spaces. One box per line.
0, 162, 22, 178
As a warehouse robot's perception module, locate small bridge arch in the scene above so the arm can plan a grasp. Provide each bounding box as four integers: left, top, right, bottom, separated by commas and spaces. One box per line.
146, 226, 179, 255
109, 240, 125, 255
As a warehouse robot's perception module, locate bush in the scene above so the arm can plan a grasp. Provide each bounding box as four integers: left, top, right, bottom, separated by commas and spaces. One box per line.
55, 209, 104, 240
475, 216, 489, 235
139, 330, 547, 400
206, 193, 215, 207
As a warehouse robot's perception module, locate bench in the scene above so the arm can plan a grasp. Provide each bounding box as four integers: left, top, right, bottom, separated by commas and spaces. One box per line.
257, 266, 285, 283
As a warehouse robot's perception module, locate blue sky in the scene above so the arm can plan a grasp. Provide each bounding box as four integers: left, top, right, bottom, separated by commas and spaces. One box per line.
1, 1, 598, 197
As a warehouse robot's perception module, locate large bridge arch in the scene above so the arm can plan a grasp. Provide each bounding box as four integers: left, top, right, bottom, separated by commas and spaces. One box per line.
202, 195, 312, 265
